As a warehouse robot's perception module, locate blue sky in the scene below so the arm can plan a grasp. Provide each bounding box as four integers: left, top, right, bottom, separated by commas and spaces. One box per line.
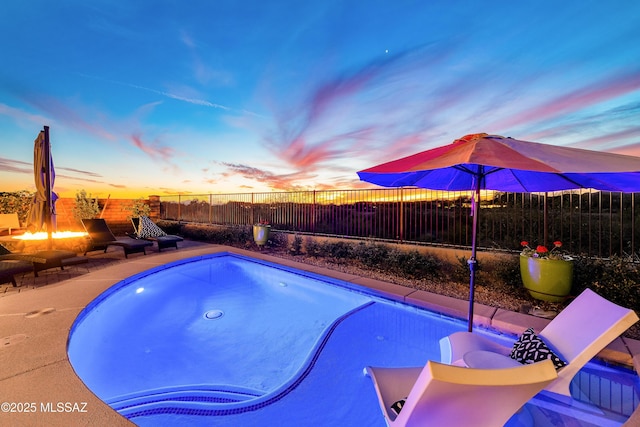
1, 0, 639, 198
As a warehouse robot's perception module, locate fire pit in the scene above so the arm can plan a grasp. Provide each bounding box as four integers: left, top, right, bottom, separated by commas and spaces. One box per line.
1, 231, 90, 254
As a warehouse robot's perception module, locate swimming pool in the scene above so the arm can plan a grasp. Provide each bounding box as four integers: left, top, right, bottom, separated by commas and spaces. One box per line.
67, 252, 639, 426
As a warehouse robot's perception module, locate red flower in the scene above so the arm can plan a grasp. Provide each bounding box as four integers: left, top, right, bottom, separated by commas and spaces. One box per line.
521, 240, 567, 260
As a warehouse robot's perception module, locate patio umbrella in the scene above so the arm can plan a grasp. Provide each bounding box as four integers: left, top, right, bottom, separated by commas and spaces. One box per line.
357, 133, 640, 331
26, 126, 57, 248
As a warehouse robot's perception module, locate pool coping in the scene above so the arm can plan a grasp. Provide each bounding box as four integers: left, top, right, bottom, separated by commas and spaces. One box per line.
1, 243, 639, 426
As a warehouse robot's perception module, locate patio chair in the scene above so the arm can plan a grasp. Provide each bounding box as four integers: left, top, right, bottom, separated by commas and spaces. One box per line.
130, 216, 183, 251
364, 358, 557, 427
0, 244, 85, 280
82, 218, 153, 258
0, 213, 25, 235
439, 288, 639, 396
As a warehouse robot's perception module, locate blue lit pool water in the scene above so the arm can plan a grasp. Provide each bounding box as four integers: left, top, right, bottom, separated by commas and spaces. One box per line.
67, 253, 639, 426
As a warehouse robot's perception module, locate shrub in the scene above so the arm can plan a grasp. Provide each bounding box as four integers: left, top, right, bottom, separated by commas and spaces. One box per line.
72, 190, 100, 221
304, 238, 322, 257
352, 241, 390, 268
571, 255, 603, 295
321, 240, 353, 261
156, 220, 183, 235
486, 256, 522, 289
449, 255, 522, 293
177, 223, 251, 245
574, 255, 640, 313
451, 256, 473, 284
0, 190, 34, 224
124, 198, 151, 219
387, 248, 442, 278
289, 234, 303, 255
267, 231, 288, 249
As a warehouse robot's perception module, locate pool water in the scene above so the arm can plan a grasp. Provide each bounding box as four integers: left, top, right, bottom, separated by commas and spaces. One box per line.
67, 253, 639, 426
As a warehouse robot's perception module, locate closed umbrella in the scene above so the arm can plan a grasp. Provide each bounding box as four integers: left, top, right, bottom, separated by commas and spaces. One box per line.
26, 126, 57, 248
358, 133, 640, 331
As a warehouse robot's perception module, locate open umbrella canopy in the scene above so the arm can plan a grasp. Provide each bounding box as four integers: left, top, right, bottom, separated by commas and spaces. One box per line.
358, 133, 640, 332
357, 133, 640, 193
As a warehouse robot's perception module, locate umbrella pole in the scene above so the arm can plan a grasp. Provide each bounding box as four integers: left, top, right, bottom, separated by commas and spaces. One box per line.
543, 192, 548, 249
467, 185, 480, 332
43, 126, 53, 250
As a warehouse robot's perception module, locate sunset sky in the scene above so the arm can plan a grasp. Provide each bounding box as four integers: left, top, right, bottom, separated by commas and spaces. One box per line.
1, 1, 639, 199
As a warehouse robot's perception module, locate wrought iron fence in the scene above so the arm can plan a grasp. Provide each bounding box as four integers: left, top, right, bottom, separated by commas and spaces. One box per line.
159, 189, 640, 258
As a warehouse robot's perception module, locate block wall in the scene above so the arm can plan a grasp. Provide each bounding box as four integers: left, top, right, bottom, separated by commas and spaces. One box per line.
54, 196, 159, 236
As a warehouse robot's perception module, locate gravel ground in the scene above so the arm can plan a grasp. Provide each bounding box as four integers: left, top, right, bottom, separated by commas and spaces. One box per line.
255, 247, 640, 340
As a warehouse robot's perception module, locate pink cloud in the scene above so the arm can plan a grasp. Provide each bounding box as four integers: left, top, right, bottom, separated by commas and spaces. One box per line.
0, 102, 49, 125
491, 70, 640, 130
574, 127, 640, 150
131, 133, 175, 162
262, 42, 470, 179
278, 136, 343, 169
221, 162, 318, 191
0, 157, 32, 174
21, 93, 117, 141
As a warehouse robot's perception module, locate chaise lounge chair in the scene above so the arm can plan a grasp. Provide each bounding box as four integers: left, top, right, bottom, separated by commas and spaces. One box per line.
82, 218, 153, 258
439, 288, 639, 397
0, 259, 35, 286
0, 244, 86, 282
365, 359, 557, 427
130, 216, 183, 251
0, 213, 26, 235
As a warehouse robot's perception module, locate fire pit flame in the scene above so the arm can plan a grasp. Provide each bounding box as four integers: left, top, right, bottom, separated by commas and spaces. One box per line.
14, 231, 88, 241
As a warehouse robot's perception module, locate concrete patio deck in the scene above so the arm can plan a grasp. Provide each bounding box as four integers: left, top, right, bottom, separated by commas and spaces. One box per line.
1, 240, 639, 426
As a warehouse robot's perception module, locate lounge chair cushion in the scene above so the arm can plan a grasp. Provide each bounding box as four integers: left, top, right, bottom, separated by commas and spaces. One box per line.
510, 328, 566, 370
137, 216, 167, 238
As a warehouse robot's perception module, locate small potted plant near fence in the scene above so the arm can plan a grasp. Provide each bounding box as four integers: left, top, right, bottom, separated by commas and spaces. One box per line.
519, 241, 573, 302
253, 220, 270, 246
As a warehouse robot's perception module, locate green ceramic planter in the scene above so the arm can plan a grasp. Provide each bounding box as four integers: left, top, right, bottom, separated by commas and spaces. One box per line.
253, 225, 270, 246
520, 255, 573, 302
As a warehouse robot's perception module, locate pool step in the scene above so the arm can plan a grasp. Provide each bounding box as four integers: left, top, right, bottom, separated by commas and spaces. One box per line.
107, 385, 263, 417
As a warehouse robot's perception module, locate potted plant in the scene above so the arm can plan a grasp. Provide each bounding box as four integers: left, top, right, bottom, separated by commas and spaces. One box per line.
253, 220, 271, 246
124, 198, 151, 219
72, 190, 101, 222
519, 241, 573, 302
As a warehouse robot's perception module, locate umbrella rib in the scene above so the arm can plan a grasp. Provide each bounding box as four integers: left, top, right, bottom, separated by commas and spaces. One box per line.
453, 165, 504, 181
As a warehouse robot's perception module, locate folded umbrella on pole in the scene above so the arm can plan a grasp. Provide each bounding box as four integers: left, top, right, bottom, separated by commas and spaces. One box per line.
26, 126, 57, 249
358, 133, 640, 332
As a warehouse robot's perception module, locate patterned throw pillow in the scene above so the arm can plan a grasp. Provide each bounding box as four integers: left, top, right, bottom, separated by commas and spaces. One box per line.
390, 397, 407, 416
510, 327, 567, 370
137, 216, 167, 239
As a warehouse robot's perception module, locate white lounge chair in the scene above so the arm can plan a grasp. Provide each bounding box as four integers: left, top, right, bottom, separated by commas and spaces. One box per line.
0, 213, 25, 235
439, 288, 639, 396
364, 359, 557, 427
